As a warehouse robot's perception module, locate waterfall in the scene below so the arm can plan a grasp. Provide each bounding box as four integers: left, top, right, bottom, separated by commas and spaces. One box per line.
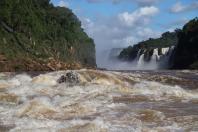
161, 47, 170, 55
151, 48, 160, 61
137, 54, 145, 67
135, 46, 175, 69
136, 49, 142, 61
169, 46, 175, 55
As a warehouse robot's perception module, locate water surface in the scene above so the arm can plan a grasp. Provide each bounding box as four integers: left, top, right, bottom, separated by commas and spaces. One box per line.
0, 70, 198, 131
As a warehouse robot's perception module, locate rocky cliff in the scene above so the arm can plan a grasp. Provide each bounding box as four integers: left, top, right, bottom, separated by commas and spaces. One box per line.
171, 18, 198, 69
0, 0, 96, 71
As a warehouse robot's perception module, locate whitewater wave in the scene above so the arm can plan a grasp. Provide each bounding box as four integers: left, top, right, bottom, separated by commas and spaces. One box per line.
0, 70, 198, 131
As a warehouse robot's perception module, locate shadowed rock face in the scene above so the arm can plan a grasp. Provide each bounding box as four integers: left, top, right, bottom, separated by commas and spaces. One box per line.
0, 70, 198, 131
171, 18, 198, 69
0, 0, 96, 71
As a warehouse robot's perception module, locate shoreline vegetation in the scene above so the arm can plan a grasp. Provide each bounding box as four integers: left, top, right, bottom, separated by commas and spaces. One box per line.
0, 0, 96, 72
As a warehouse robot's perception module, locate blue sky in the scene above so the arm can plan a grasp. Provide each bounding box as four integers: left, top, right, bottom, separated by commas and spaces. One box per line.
50, 0, 197, 66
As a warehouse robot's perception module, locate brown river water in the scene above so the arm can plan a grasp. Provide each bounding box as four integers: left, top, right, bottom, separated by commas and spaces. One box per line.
0, 70, 198, 132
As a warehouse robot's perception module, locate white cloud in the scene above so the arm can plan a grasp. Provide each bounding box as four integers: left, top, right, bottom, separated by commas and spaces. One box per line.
170, 1, 198, 13
170, 2, 186, 13
80, 6, 160, 67
137, 27, 160, 39
58, 0, 69, 7
134, 0, 162, 6
87, 0, 102, 3
118, 6, 159, 27
87, 0, 163, 6
116, 0, 163, 6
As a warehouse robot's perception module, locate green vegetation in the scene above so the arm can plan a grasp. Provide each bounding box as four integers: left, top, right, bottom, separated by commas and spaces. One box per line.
0, 0, 96, 71
119, 31, 178, 61
171, 17, 198, 69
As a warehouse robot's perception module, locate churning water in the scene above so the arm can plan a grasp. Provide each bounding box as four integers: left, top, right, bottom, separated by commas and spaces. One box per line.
0, 70, 198, 131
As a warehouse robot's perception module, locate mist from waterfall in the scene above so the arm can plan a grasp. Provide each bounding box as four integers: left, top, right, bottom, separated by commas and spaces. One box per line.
99, 46, 175, 70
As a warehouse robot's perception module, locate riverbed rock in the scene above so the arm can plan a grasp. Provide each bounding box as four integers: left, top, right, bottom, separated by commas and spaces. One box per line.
57, 71, 80, 84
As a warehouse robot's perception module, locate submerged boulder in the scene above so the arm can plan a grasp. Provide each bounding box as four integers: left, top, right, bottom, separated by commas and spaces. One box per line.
57, 71, 80, 84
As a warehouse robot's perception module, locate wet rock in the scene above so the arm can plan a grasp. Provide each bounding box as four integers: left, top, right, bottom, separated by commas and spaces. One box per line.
57, 71, 80, 84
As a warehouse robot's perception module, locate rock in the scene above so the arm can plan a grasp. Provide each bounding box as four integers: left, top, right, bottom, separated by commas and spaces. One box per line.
171, 18, 198, 69
57, 71, 80, 84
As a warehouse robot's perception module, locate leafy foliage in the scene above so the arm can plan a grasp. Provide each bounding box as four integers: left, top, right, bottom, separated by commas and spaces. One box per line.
0, 0, 96, 70
171, 17, 198, 69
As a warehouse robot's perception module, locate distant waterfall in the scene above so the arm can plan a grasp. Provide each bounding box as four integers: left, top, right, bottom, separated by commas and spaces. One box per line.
161, 47, 170, 55
136, 49, 142, 60
134, 46, 175, 70
137, 54, 145, 67
150, 48, 160, 66
106, 46, 175, 70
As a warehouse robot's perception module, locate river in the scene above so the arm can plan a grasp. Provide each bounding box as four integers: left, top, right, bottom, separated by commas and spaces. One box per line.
0, 70, 198, 131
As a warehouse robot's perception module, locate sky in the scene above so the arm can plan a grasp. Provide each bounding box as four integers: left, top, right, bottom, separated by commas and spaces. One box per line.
50, 0, 198, 66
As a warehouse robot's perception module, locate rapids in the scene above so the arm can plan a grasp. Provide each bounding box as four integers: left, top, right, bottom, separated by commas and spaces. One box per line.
0, 70, 198, 131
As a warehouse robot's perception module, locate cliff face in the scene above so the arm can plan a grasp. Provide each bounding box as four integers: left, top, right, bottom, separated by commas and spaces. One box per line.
171, 18, 198, 69
0, 0, 96, 71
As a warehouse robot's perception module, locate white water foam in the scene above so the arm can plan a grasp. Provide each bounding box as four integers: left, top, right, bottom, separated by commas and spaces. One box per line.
0, 70, 197, 131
